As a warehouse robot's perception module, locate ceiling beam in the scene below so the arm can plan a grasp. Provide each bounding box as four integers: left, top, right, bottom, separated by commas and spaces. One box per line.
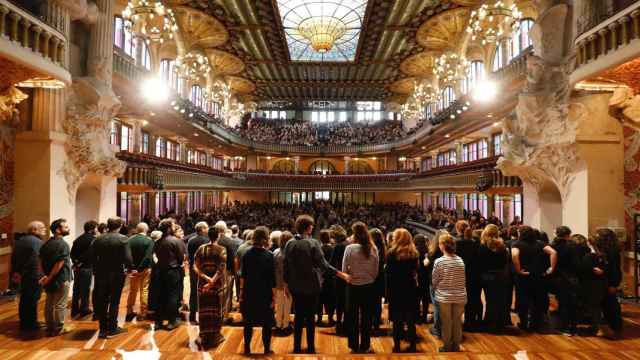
255, 80, 389, 88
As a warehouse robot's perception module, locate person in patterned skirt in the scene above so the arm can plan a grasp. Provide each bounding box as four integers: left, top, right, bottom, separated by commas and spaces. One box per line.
192, 227, 227, 349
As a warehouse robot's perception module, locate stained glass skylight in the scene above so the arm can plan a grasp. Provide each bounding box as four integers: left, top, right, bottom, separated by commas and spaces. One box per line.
276, 0, 368, 62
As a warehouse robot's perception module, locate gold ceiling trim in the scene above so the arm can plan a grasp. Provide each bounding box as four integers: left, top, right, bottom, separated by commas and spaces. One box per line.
416, 7, 471, 51
400, 51, 439, 77
389, 77, 416, 95
226, 76, 256, 94
451, 0, 483, 6
174, 6, 229, 50
204, 49, 245, 76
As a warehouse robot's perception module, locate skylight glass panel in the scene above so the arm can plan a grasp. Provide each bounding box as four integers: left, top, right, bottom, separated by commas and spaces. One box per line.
276, 0, 368, 62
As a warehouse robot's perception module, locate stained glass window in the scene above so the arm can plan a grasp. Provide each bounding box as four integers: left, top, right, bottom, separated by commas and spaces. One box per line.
276, 1, 368, 62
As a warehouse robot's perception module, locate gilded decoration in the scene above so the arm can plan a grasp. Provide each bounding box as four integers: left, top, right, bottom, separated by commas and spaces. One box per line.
400, 52, 439, 77
174, 6, 229, 50
0, 86, 28, 127
0, 58, 41, 92
610, 87, 640, 131
497, 2, 585, 200
226, 76, 256, 94
389, 78, 416, 95
204, 49, 245, 76
416, 7, 470, 51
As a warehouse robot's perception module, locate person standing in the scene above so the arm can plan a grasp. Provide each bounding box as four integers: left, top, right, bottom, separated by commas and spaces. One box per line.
187, 222, 210, 323
193, 227, 227, 349
414, 234, 430, 324
215, 221, 239, 319
284, 215, 348, 354
386, 228, 419, 353
342, 222, 379, 354
71, 221, 97, 319
329, 225, 349, 334
551, 226, 580, 335
424, 230, 444, 337
580, 235, 608, 336
369, 228, 386, 332
317, 229, 335, 326
230, 224, 243, 302
240, 226, 276, 355
432, 233, 466, 353
91, 217, 134, 338
273, 231, 293, 334
39, 218, 74, 336
455, 222, 481, 331
477, 224, 509, 333
595, 228, 623, 339
10, 221, 46, 331
153, 218, 185, 330
126, 222, 154, 322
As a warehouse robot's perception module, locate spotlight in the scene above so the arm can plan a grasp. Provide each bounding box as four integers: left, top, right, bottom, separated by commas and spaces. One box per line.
462, 106, 468, 111
141, 77, 169, 103
189, 113, 194, 117
173, 106, 180, 110
180, 109, 185, 113
472, 80, 498, 103
445, 134, 451, 138
456, 110, 462, 114
450, 114, 455, 119
170, 100, 176, 106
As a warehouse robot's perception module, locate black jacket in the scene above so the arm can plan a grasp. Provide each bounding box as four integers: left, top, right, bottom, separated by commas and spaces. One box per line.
71, 232, 95, 268
91, 232, 133, 274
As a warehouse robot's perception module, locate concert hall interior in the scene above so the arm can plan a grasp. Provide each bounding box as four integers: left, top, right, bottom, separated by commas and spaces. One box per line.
2, 0, 640, 359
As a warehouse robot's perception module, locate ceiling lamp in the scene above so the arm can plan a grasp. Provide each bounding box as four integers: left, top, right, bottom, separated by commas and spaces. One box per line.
176, 52, 211, 83
401, 95, 423, 122
204, 80, 230, 103
413, 80, 439, 107
434, 53, 468, 85
466, 0, 522, 45
122, 1, 178, 44
297, 16, 347, 53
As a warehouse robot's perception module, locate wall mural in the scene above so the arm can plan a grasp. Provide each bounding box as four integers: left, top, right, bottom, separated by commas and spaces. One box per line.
0, 124, 14, 250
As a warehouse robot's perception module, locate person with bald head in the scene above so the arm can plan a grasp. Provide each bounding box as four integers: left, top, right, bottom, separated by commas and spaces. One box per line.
126, 222, 153, 322
11, 221, 46, 331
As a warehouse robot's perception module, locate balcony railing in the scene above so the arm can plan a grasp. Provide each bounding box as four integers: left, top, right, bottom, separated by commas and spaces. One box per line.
0, 0, 68, 68
113, 50, 149, 82
575, 1, 640, 68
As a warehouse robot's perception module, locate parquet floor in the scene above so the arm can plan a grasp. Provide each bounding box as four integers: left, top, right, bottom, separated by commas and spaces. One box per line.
1, 280, 640, 359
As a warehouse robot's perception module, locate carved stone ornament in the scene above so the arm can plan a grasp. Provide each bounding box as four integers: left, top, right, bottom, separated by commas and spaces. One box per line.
610, 86, 640, 131
0, 86, 28, 127
497, 2, 586, 200
60, 78, 126, 202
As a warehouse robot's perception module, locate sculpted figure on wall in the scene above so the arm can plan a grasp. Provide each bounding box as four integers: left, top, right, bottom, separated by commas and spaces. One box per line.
610, 87, 640, 131
498, 1, 585, 200
0, 87, 28, 127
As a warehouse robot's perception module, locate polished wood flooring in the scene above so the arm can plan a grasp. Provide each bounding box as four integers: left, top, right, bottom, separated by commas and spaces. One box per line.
1, 280, 640, 359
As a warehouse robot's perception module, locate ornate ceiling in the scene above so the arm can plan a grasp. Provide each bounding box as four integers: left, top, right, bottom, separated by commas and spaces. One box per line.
168, 0, 515, 102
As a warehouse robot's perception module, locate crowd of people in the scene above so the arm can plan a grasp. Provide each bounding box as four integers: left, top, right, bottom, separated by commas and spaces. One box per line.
8, 202, 625, 354
233, 119, 408, 146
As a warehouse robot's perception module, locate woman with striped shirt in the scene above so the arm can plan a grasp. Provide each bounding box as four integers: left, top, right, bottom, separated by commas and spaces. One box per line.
432, 233, 467, 352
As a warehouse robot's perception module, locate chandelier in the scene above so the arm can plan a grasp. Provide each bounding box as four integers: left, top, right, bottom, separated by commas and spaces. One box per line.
466, 1, 522, 45
401, 96, 423, 122
433, 53, 468, 85
413, 80, 439, 107
297, 16, 347, 53
122, 1, 178, 44
204, 80, 230, 103
176, 52, 211, 83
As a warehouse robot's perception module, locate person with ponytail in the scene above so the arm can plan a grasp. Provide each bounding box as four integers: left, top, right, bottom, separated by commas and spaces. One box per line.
342, 221, 379, 353
477, 224, 509, 333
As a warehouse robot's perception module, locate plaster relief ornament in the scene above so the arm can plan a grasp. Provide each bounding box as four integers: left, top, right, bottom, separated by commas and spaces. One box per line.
610, 86, 640, 132
0, 86, 28, 127
61, 78, 126, 202
497, 1, 585, 200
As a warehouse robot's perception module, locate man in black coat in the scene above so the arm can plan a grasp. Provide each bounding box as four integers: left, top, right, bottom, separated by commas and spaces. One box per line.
71, 220, 98, 318
153, 218, 186, 330
10, 221, 46, 331
91, 217, 134, 338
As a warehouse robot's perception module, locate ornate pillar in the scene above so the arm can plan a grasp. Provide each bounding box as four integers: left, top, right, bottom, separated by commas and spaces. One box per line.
486, 193, 495, 218
455, 193, 465, 218
454, 141, 462, 164
501, 195, 512, 225
87, 0, 115, 86
293, 156, 300, 174
343, 156, 350, 174
129, 193, 142, 224
177, 192, 187, 215
31, 88, 66, 132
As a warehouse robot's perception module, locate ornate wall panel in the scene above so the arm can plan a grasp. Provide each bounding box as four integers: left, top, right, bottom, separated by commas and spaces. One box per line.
416, 7, 470, 51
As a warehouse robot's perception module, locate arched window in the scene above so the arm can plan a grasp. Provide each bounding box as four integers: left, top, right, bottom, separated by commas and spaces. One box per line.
271, 159, 295, 174
160, 59, 179, 90
493, 38, 513, 71
512, 18, 535, 58
463, 60, 485, 94
139, 42, 151, 70
348, 160, 374, 174
113, 16, 136, 57
309, 160, 337, 175
440, 86, 455, 109
190, 85, 203, 108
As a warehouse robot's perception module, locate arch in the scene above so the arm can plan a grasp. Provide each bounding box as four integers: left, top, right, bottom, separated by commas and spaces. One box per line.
308, 160, 337, 175
271, 159, 295, 174
75, 177, 102, 237
348, 160, 374, 174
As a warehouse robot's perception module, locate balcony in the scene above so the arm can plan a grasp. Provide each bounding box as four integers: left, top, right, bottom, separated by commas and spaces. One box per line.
573, 1, 640, 81
111, 44, 531, 156
0, 0, 70, 86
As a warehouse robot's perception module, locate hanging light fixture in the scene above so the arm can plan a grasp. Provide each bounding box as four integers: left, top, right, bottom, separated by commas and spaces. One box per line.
433, 53, 468, 85
204, 79, 230, 103
466, 0, 522, 45
122, 1, 178, 44
297, 16, 347, 53
413, 79, 439, 107
176, 52, 211, 83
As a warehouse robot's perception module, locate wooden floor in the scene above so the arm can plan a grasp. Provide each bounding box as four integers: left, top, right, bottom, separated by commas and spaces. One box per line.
2, 281, 640, 359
